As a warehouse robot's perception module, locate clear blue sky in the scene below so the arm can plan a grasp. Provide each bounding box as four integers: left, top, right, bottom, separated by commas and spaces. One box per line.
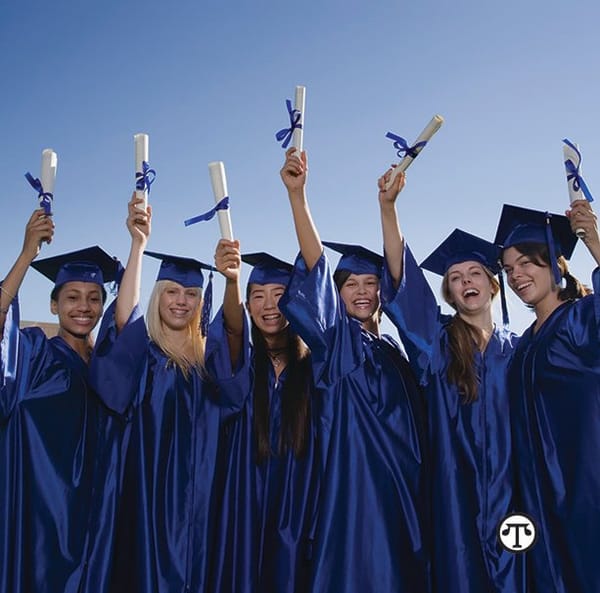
2, 0, 600, 335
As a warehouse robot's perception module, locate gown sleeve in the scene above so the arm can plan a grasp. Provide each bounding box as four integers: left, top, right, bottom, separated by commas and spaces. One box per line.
278, 252, 364, 387
204, 306, 252, 420
90, 299, 149, 415
381, 243, 448, 384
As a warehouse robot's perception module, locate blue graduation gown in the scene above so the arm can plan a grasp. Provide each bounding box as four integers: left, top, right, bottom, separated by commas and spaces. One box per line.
207, 308, 320, 593
0, 295, 124, 593
279, 253, 429, 593
507, 268, 600, 593
90, 304, 248, 593
381, 246, 524, 593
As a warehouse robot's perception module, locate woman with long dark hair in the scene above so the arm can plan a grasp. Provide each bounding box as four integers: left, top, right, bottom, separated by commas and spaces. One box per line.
496, 202, 600, 593
211, 241, 318, 593
378, 170, 524, 593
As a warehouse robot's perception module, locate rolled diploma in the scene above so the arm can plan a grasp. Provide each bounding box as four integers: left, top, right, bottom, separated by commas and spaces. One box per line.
563, 142, 586, 238
292, 85, 306, 156
40, 148, 57, 204
134, 133, 149, 209
208, 161, 233, 240
386, 114, 444, 189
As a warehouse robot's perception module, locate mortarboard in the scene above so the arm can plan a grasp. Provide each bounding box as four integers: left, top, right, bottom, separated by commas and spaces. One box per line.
420, 229, 502, 276
421, 229, 508, 326
144, 251, 216, 288
144, 250, 216, 336
31, 245, 122, 290
322, 241, 384, 277
242, 252, 293, 286
494, 204, 578, 285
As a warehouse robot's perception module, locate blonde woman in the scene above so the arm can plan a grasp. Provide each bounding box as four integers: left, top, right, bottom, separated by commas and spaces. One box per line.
90, 195, 248, 593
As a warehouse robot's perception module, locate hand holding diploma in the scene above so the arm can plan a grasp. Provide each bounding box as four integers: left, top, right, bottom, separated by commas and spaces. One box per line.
385, 115, 444, 189
563, 138, 594, 239
25, 148, 57, 215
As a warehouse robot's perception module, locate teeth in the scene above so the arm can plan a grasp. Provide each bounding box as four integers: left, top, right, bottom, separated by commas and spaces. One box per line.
463, 290, 478, 297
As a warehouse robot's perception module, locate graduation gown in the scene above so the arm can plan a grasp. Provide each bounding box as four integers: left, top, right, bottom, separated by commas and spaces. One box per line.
90, 304, 248, 593
381, 245, 524, 593
207, 308, 319, 593
507, 268, 600, 593
0, 295, 124, 593
278, 253, 429, 593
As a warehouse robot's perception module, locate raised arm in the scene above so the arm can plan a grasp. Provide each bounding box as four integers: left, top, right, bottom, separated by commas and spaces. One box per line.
567, 199, 600, 267
214, 238, 244, 368
379, 168, 406, 289
1, 209, 54, 335
280, 147, 322, 271
115, 194, 151, 331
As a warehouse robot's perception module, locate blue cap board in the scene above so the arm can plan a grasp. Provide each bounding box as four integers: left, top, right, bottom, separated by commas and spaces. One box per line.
242, 252, 293, 286
322, 241, 383, 277
144, 250, 216, 288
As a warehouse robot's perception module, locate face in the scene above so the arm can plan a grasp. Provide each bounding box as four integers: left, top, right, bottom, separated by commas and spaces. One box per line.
339, 273, 380, 323
158, 281, 202, 332
51, 281, 104, 337
246, 283, 289, 336
502, 246, 555, 307
445, 261, 495, 315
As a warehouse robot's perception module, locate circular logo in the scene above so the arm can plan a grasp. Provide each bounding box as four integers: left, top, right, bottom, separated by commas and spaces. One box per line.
497, 513, 537, 553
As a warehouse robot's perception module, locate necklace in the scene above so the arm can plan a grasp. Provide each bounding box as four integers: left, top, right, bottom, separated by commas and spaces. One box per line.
267, 347, 285, 368
271, 355, 282, 367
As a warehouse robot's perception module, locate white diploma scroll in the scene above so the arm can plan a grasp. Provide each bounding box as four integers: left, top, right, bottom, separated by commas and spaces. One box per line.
134, 133, 149, 209
292, 85, 306, 156
563, 141, 586, 238
40, 148, 58, 197
208, 161, 233, 240
386, 114, 444, 189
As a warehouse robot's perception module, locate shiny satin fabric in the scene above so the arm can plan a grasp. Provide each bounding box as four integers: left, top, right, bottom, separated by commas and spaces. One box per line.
208, 308, 320, 593
278, 253, 430, 593
381, 246, 524, 593
0, 296, 125, 593
89, 304, 248, 593
507, 268, 600, 593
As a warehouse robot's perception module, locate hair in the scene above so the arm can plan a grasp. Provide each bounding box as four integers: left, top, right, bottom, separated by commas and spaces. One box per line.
246, 282, 312, 463
333, 269, 383, 322
502, 242, 591, 302
146, 280, 205, 378
440, 264, 500, 404
51, 283, 107, 304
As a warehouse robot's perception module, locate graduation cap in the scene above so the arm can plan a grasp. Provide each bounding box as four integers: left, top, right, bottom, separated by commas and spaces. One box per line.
242, 252, 293, 286
420, 229, 502, 276
494, 204, 578, 285
31, 245, 123, 290
322, 241, 384, 277
144, 251, 216, 288
144, 251, 217, 336
421, 229, 508, 326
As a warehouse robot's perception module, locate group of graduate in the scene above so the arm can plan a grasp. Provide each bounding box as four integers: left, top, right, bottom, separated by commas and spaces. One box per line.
1, 144, 599, 593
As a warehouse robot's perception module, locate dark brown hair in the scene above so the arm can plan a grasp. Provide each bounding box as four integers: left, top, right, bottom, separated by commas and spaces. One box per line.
502, 242, 591, 302
247, 284, 312, 463
441, 265, 500, 404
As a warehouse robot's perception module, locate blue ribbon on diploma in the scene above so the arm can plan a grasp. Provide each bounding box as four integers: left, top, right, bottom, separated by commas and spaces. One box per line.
135, 161, 157, 194
385, 132, 427, 159
24, 172, 53, 215
184, 196, 230, 227
275, 99, 303, 149
563, 139, 594, 203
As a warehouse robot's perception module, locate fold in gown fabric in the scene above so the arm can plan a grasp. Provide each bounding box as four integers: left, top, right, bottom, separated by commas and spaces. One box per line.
381, 246, 524, 593
90, 304, 249, 593
208, 308, 319, 593
278, 253, 429, 593
507, 268, 600, 593
0, 296, 126, 593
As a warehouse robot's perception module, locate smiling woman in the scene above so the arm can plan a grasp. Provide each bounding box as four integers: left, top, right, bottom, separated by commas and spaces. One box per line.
0, 209, 124, 593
